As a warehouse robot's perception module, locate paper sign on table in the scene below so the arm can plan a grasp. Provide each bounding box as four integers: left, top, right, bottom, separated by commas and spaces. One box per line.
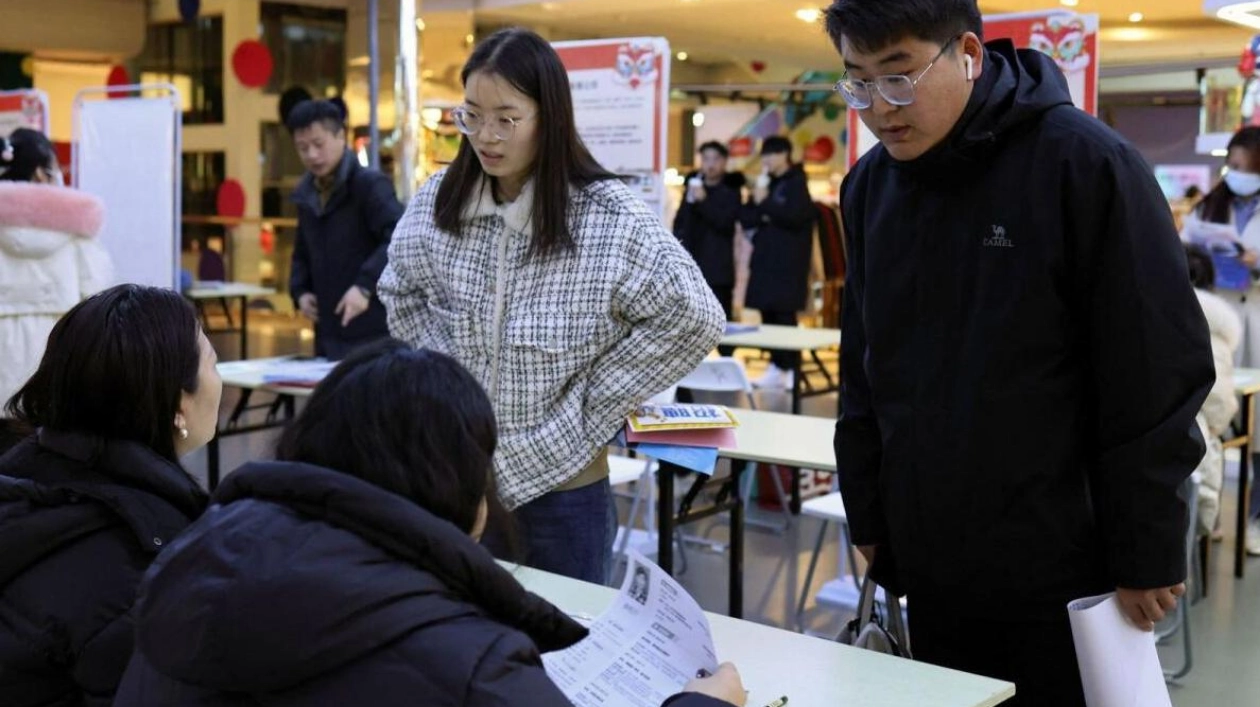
543, 551, 719, 707
627, 404, 739, 433
1067, 592, 1172, 707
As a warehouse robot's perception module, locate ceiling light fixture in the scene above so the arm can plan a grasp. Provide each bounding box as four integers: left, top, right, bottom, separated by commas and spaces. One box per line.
1060, 0, 1079, 6
1207, 0, 1260, 30
795, 8, 821, 23
677, 51, 689, 61
1128, 11, 1144, 22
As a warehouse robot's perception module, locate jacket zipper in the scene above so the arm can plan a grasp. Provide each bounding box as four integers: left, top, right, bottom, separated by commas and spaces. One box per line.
487, 221, 512, 401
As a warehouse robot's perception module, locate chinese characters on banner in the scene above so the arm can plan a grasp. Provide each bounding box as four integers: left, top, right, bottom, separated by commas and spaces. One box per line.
848, 11, 1099, 166
553, 38, 671, 221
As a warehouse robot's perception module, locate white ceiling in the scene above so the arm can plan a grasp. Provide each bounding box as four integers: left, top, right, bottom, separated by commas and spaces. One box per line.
466, 0, 1251, 80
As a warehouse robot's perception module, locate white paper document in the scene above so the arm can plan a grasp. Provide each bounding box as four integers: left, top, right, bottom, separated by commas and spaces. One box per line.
543, 552, 718, 707
1067, 593, 1172, 707
1184, 220, 1244, 251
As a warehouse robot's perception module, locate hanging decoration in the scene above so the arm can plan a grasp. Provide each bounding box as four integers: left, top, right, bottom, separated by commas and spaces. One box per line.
231, 40, 274, 89
803, 136, 836, 163
216, 179, 246, 218
105, 65, 132, 100
178, 0, 200, 23
750, 60, 766, 74
823, 104, 842, 122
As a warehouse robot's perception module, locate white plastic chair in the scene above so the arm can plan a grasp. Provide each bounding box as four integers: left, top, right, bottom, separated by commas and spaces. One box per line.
794, 486, 861, 630
676, 357, 793, 529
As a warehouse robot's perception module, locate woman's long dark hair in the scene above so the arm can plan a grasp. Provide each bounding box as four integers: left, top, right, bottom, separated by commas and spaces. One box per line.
6, 285, 203, 462
276, 340, 506, 536
1198, 127, 1260, 224
435, 27, 617, 257
0, 128, 56, 183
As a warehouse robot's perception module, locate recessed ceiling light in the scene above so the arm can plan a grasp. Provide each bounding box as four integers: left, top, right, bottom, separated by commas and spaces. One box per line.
1128, 12, 1144, 22
541, 1, 559, 9
795, 8, 821, 23
1060, 0, 1079, 6
677, 51, 689, 61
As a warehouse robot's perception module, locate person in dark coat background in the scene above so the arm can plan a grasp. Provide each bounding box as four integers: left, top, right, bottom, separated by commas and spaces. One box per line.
674, 141, 744, 323
0, 285, 218, 706
826, 1, 1215, 705
288, 99, 404, 360
741, 136, 816, 389
116, 340, 746, 707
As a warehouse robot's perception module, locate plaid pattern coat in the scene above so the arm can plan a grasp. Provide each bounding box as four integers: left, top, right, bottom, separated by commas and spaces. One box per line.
380, 172, 724, 508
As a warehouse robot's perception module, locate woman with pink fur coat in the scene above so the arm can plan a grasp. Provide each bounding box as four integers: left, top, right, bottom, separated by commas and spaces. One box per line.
0, 128, 114, 413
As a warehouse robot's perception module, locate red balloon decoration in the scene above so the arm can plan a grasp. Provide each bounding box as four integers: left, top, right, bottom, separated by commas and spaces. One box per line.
803, 136, 836, 163
750, 60, 767, 74
216, 179, 246, 218
106, 65, 131, 99
729, 136, 754, 158
231, 40, 274, 89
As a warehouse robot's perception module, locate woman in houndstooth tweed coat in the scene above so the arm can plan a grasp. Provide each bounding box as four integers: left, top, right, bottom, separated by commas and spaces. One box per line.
379, 28, 724, 584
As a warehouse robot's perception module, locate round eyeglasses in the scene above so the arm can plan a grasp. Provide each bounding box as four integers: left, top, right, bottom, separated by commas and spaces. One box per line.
452, 106, 536, 142
834, 36, 960, 110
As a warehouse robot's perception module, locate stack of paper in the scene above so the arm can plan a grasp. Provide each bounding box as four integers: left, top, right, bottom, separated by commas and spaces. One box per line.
1067, 593, 1172, 707
260, 359, 336, 388
620, 404, 739, 475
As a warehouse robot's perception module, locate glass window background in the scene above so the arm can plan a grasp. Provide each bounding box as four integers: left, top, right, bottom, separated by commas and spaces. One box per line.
137, 17, 224, 125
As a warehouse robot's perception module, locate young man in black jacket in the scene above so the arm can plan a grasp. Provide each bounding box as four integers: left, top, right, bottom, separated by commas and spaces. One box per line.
825, 1, 1214, 704
288, 100, 404, 360
673, 141, 743, 322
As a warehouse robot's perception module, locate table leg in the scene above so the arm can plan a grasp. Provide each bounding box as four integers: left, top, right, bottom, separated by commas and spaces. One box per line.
239, 296, 249, 360
658, 464, 675, 574
1237, 393, 1255, 578
729, 465, 745, 619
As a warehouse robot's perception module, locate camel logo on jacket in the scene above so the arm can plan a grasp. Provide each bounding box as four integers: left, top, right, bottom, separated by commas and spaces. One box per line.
984, 224, 1014, 248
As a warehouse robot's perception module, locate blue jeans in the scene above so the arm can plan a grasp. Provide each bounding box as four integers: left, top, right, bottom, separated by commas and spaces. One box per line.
514, 478, 616, 584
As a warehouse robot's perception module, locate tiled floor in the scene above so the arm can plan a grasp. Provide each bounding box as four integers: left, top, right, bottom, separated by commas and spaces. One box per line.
194, 316, 1260, 707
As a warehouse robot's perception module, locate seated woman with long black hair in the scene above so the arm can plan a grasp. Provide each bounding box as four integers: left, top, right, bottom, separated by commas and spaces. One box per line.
0, 284, 220, 706
116, 340, 743, 706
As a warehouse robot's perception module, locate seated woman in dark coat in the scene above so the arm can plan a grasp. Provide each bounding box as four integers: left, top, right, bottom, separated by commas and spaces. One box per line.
116, 340, 745, 707
0, 284, 219, 706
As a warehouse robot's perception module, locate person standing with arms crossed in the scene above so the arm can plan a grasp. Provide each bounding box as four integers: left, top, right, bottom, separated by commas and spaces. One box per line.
379, 28, 723, 583
288, 99, 403, 360
825, 1, 1214, 704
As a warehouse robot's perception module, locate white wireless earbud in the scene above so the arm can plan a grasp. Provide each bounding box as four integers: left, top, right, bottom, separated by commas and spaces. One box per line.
964, 55, 974, 81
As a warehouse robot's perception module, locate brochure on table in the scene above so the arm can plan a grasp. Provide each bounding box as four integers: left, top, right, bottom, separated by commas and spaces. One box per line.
553, 37, 670, 222
544, 551, 718, 707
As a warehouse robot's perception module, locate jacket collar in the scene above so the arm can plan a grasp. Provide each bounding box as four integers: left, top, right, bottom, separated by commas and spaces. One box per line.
0, 430, 208, 552
460, 176, 536, 237
292, 150, 357, 214
215, 460, 586, 651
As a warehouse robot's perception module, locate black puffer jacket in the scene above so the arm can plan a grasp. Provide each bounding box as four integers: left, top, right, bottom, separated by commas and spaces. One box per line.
116, 461, 728, 706
0, 430, 208, 707
673, 172, 744, 289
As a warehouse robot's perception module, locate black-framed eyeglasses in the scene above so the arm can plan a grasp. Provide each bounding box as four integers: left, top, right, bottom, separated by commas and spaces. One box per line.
452, 106, 536, 142
834, 35, 962, 110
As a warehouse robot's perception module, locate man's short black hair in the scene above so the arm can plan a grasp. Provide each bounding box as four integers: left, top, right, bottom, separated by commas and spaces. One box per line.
1185, 244, 1216, 292
698, 141, 729, 158
286, 99, 346, 136
761, 136, 792, 156
824, 0, 983, 55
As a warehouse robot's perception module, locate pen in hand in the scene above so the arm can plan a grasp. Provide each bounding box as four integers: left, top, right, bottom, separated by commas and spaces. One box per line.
763, 697, 788, 707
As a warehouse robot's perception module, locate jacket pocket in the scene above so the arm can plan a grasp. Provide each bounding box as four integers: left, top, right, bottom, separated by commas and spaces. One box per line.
426, 301, 478, 357
500, 312, 605, 428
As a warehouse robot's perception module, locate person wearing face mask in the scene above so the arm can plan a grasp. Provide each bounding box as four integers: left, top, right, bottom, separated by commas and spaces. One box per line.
827, 1, 1213, 705
287, 100, 404, 360
379, 29, 724, 585
1181, 126, 1260, 555
0, 128, 114, 442
0, 285, 218, 706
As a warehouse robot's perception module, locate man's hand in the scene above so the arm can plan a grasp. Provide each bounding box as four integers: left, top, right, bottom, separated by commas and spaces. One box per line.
690, 182, 708, 202
335, 286, 370, 327
683, 663, 745, 706
1116, 584, 1185, 631
753, 185, 769, 204
297, 293, 319, 322
1244, 249, 1260, 269
857, 544, 877, 566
